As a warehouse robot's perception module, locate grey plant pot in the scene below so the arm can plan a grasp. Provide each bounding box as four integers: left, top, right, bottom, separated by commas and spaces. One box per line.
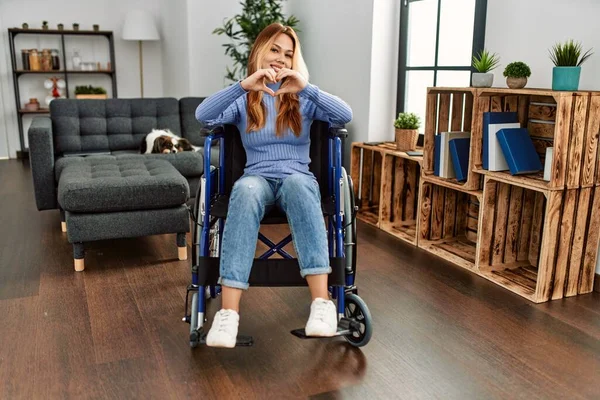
472, 72, 494, 88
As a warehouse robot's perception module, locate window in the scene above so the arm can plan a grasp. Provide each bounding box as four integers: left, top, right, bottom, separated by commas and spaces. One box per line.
396, 0, 488, 132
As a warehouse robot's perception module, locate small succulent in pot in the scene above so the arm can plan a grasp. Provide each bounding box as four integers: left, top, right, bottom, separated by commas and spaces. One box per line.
22, 22, 29, 29
394, 112, 421, 151
57, 23, 64, 30
93, 24, 100, 32
503, 61, 531, 89
471, 49, 500, 88
42, 21, 49, 30
73, 23, 79, 31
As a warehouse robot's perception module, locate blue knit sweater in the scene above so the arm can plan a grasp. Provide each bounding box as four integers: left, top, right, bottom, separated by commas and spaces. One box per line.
195, 81, 352, 178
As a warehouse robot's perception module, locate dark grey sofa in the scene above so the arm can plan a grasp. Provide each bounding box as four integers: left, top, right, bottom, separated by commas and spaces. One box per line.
28, 97, 209, 271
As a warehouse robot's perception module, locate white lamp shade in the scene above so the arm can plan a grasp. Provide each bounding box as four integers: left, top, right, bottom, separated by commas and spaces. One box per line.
122, 10, 160, 41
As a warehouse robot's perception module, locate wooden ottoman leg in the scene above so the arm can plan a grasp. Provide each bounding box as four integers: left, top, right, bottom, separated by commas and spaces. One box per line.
177, 232, 187, 261
60, 209, 67, 233
73, 242, 85, 272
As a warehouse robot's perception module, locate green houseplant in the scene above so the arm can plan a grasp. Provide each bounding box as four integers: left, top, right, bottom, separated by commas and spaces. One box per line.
42, 21, 48, 30
213, 0, 299, 82
75, 85, 107, 99
394, 112, 421, 151
471, 49, 500, 88
503, 61, 531, 89
549, 40, 593, 91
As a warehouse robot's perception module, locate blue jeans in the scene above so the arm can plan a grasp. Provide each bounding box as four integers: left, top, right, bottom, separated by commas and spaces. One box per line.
219, 174, 331, 290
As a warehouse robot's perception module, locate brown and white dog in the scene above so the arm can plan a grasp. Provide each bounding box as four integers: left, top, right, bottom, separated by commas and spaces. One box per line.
140, 129, 199, 154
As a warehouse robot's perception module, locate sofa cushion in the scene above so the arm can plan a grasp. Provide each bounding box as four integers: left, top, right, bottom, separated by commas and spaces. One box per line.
57, 158, 189, 213
55, 152, 203, 181
179, 97, 206, 146
50, 98, 181, 155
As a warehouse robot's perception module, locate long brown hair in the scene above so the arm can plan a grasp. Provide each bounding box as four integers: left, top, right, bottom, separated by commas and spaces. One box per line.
246, 23, 309, 137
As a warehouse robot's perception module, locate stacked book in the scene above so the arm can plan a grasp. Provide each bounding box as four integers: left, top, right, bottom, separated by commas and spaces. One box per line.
482, 112, 543, 175
434, 131, 471, 181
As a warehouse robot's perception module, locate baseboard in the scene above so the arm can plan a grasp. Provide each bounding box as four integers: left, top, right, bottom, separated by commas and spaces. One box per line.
595, 274, 600, 293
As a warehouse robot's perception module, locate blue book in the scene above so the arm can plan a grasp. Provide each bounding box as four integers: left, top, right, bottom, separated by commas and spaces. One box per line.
496, 128, 543, 175
483, 112, 518, 169
449, 138, 470, 182
434, 134, 441, 176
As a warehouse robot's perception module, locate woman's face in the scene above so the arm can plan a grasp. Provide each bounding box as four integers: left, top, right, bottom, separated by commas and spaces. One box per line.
262, 33, 294, 71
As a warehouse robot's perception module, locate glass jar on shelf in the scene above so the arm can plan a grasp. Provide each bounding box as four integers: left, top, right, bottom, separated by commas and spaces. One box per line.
71, 48, 81, 70
28, 49, 40, 71
51, 49, 60, 70
41, 49, 52, 71
21, 49, 30, 70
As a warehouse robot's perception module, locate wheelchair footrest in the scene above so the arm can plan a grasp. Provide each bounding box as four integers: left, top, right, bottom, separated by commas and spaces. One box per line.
192, 329, 254, 347
290, 318, 355, 339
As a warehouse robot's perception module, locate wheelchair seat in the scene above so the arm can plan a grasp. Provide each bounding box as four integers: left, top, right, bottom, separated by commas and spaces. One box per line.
209, 193, 336, 223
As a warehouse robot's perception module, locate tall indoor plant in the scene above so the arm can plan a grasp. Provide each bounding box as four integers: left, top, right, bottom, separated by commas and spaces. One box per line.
213, 0, 299, 82
471, 49, 500, 88
549, 40, 593, 91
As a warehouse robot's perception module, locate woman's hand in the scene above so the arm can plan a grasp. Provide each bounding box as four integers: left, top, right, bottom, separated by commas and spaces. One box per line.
240, 68, 278, 96
273, 67, 308, 96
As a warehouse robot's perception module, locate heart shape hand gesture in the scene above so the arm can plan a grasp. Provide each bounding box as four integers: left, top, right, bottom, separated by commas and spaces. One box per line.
241, 67, 307, 96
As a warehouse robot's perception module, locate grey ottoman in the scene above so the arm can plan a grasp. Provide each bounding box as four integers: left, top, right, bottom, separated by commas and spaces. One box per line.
57, 157, 190, 271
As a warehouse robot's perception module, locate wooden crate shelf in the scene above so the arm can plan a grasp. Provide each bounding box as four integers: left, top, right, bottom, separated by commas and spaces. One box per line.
423, 88, 480, 191
477, 177, 600, 302
351, 142, 422, 244
418, 181, 481, 272
349, 86, 599, 302
471, 89, 600, 190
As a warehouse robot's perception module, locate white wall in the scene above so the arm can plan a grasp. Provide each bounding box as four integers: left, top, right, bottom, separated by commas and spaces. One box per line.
187, 0, 242, 96
368, 0, 401, 142
159, 0, 190, 98
485, 0, 600, 90
0, 0, 164, 158
0, 16, 12, 159
486, 0, 600, 276
287, 0, 375, 165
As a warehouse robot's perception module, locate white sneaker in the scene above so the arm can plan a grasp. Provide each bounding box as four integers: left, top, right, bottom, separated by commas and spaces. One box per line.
305, 298, 338, 337
206, 309, 239, 348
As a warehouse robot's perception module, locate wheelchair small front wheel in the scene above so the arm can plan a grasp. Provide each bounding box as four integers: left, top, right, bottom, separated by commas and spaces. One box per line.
343, 293, 372, 347
190, 292, 199, 335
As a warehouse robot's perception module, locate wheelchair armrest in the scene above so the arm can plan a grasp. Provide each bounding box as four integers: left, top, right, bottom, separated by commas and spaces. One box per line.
201, 125, 225, 140
329, 127, 348, 138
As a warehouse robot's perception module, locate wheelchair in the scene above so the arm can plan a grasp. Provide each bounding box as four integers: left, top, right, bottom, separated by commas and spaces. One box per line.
183, 120, 372, 348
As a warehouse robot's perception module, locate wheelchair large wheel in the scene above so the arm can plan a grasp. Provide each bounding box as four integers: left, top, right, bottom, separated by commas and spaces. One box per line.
343, 293, 372, 347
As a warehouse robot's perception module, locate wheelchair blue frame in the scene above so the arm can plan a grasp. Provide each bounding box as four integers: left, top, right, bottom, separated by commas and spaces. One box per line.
186, 123, 371, 347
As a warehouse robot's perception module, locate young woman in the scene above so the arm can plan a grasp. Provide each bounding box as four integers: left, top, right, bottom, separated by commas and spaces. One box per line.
195, 23, 352, 348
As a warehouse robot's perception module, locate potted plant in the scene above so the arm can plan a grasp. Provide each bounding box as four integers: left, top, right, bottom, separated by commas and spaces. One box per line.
75, 85, 107, 99
213, 0, 299, 82
22, 23, 29, 29
503, 61, 531, 89
93, 24, 100, 32
471, 49, 500, 88
549, 40, 593, 91
57, 23, 64, 30
72, 23, 79, 31
394, 112, 420, 151
42, 21, 49, 30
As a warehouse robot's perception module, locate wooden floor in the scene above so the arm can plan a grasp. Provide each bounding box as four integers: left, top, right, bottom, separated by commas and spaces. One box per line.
1, 159, 599, 400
